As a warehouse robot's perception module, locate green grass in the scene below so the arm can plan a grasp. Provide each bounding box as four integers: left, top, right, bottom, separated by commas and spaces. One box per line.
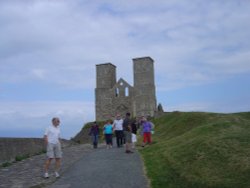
15, 154, 30, 162
1, 162, 12, 168
73, 120, 113, 144
139, 112, 250, 188
1, 149, 47, 168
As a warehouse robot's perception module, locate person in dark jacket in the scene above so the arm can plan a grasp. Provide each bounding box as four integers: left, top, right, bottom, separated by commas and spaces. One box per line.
123, 112, 133, 153
89, 122, 100, 148
131, 118, 138, 149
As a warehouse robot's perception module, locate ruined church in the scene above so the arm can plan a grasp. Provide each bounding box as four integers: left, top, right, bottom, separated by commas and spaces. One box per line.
95, 56, 157, 121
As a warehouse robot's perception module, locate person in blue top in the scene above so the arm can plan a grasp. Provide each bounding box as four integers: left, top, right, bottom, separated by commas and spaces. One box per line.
103, 120, 113, 149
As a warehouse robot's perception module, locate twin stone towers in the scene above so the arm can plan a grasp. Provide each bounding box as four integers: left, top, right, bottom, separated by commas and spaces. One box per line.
95, 56, 157, 121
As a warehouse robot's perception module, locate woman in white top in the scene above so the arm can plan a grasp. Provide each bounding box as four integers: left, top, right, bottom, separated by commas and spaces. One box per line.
112, 114, 124, 147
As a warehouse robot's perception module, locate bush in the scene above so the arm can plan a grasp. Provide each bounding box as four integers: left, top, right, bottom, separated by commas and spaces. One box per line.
1, 162, 11, 168
15, 154, 30, 162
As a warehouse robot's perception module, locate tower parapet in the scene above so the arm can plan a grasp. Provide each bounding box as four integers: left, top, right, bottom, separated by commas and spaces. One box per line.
96, 63, 116, 89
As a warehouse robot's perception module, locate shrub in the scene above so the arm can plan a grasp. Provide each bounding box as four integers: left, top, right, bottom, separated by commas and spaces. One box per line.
1, 162, 11, 168
15, 154, 30, 162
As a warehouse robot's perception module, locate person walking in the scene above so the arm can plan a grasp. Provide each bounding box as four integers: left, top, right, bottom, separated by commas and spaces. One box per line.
112, 114, 124, 148
123, 112, 133, 153
103, 120, 113, 149
141, 117, 153, 147
131, 118, 138, 149
44, 117, 62, 178
89, 122, 100, 148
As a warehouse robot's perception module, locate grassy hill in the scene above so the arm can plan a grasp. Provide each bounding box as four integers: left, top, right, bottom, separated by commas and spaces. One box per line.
139, 112, 250, 188
73, 121, 106, 144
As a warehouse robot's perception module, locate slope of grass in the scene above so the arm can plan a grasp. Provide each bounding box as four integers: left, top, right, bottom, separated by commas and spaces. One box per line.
139, 112, 250, 188
73, 121, 107, 143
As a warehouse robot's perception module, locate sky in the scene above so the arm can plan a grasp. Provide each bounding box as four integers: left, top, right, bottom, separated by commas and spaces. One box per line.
0, 0, 250, 139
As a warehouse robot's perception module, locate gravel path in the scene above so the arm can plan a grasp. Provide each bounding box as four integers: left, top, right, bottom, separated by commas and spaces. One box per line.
0, 141, 149, 188
47, 143, 149, 188
0, 144, 93, 188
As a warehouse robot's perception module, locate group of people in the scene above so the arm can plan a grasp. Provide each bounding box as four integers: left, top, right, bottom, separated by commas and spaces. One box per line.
43, 113, 154, 178
88, 112, 154, 153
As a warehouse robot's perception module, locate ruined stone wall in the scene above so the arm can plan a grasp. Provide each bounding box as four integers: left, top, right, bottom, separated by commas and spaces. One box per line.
112, 96, 133, 118
95, 88, 113, 120
95, 56, 157, 121
0, 138, 45, 163
111, 78, 134, 117
0, 138, 71, 164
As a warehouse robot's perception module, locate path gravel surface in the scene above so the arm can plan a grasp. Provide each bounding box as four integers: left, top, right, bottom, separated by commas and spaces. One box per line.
47, 143, 149, 188
0, 141, 149, 188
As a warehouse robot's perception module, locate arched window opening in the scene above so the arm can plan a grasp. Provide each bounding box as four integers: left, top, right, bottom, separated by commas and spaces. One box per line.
115, 88, 119, 97
125, 87, 129, 97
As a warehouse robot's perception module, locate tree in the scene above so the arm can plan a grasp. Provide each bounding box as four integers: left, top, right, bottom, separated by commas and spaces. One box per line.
157, 103, 164, 112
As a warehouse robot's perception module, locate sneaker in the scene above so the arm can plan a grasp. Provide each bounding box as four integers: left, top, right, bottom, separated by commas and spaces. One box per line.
55, 172, 60, 178
44, 172, 49, 178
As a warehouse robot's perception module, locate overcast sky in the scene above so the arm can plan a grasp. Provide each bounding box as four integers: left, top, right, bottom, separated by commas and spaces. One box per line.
0, 0, 250, 139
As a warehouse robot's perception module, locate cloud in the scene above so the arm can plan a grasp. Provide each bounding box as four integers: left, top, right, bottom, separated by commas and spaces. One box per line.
31, 68, 47, 79
167, 99, 250, 114
0, 101, 95, 139
1, 0, 249, 91
0, 0, 250, 135
0, 101, 94, 118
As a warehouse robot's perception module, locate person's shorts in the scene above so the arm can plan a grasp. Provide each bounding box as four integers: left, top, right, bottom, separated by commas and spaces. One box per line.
46, 142, 62, 158
124, 131, 132, 143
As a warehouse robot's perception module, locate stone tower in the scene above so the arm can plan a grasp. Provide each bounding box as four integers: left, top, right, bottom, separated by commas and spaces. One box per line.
95, 63, 116, 120
95, 57, 157, 121
133, 57, 157, 117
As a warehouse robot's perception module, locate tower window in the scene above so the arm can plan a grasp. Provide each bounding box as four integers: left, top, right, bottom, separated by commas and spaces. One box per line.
125, 87, 129, 97
115, 88, 119, 97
